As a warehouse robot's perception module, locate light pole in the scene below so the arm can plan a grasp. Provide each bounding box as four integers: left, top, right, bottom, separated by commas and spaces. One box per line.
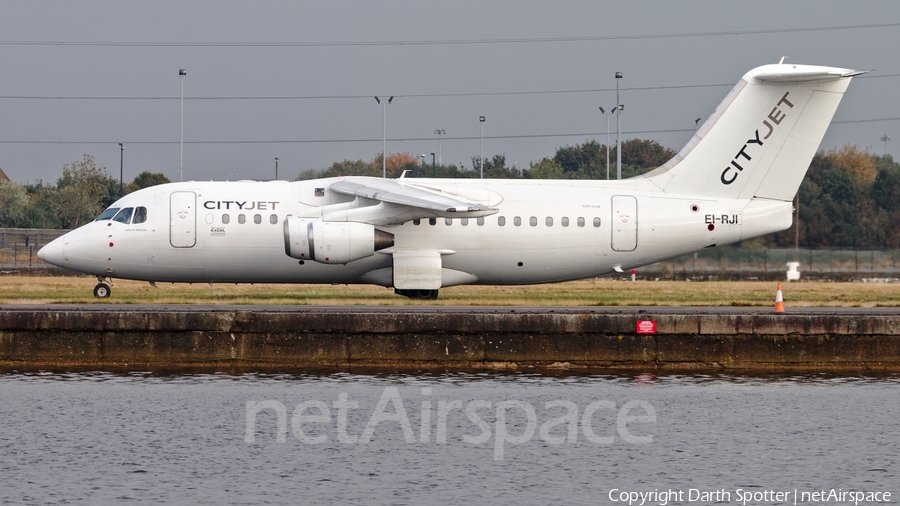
794, 192, 800, 249
615, 71, 622, 180
179, 69, 186, 182
118, 142, 124, 196
375, 96, 393, 177
479, 116, 485, 179
882, 135, 892, 155
434, 129, 445, 165
431, 152, 436, 178
599, 107, 612, 180
612, 105, 623, 178
275, 157, 279, 180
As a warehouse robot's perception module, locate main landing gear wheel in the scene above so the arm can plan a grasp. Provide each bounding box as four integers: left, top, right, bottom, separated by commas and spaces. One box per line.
93, 283, 111, 299
396, 289, 439, 300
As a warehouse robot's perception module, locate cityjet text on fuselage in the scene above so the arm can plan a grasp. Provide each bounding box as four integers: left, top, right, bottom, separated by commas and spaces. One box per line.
203, 200, 280, 211
720, 91, 795, 185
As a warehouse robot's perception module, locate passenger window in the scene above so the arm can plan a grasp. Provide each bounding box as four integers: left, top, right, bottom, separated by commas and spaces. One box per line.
222, 214, 230, 224
95, 208, 120, 221
445, 218, 453, 226
577, 217, 585, 227
205, 214, 214, 224
238, 214, 246, 224
593, 217, 601, 227
529, 216, 537, 227
498, 216, 506, 226
461, 218, 469, 226
413, 219, 420, 226
514, 217, 522, 227
545, 217, 553, 227
112, 207, 133, 224
270, 214, 278, 224
254, 214, 262, 224
561, 217, 569, 227
429, 218, 436, 225
477, 217, 485, 226
132, 207, 148, 224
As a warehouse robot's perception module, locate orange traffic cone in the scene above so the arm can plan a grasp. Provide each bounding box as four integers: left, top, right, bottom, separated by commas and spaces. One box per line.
774, 283, 785, 313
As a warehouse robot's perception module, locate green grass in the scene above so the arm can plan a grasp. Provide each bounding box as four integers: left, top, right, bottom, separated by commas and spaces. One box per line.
2, 275, 900, 306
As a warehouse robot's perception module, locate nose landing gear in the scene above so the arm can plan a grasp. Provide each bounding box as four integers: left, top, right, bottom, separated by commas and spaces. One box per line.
93, 277, 112, 298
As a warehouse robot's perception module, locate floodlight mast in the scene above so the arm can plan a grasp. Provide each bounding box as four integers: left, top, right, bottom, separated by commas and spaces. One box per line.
179, 69, 186, 182
615, 71, 622, 180
118, 142, 124, 196
375, 96, 394, 177
479, 116, 485, 179
599, 107, 612, 180
434, 129, 445, 165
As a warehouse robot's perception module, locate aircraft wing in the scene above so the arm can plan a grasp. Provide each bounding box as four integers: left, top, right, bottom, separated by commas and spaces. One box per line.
330, 177, 498, 217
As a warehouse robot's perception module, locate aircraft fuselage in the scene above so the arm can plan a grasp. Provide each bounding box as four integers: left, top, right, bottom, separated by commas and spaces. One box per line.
46, 178, 790, 287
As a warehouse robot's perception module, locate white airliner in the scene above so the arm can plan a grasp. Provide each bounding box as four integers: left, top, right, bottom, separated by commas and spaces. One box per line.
39, 61, 862, 299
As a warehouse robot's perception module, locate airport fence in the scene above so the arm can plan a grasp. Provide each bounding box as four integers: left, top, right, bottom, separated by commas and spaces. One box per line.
0, 228, 67, 270
638, 247, 900, 281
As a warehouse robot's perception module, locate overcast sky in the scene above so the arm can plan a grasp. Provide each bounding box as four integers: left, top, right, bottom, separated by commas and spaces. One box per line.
1, 1, 898, 184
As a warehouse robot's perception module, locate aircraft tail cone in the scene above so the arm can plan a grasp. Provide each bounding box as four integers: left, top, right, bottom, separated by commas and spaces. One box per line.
774, 283, 785, 313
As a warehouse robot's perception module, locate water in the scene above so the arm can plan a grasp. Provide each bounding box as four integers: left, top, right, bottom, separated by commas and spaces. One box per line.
1, 370, 897, 505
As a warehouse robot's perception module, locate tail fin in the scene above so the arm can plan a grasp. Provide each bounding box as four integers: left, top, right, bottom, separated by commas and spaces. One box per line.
642, 63, 864, 201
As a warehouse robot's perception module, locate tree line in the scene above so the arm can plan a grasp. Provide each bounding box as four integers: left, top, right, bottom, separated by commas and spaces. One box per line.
2, 143, 898, 250
0, 154, 170, 229
771, 146, 900, 249
297, 138, 676, 181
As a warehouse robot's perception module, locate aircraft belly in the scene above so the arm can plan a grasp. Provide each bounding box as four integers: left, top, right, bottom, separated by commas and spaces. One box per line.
442, 246, 600, 285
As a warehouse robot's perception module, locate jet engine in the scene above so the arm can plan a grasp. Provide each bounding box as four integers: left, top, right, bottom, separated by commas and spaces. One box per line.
283, 217, 393, 264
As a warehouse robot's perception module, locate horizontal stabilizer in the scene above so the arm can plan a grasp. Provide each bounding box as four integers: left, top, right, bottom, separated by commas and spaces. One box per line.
753, 68, 868, 82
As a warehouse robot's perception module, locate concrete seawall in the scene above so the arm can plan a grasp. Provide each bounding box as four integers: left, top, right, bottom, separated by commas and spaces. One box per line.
1, 306, 900, 371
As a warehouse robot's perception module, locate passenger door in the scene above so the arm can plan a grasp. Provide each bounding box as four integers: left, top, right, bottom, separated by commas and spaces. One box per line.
170, 191, 197, 248
611, 195, 637, 252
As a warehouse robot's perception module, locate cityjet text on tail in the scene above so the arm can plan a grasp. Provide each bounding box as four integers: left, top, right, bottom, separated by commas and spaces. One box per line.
39, 61, 864, 299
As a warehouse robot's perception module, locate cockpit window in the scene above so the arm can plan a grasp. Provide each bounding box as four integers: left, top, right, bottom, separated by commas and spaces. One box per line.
133, 207, 148, 224
95, 208, 120, 221
113, 207, 134, 224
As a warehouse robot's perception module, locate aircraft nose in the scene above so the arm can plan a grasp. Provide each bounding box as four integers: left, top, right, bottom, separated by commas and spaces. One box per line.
38, 235, 67, 266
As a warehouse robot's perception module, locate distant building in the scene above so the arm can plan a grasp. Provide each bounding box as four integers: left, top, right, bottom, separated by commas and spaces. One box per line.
0, 167, 10, 183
